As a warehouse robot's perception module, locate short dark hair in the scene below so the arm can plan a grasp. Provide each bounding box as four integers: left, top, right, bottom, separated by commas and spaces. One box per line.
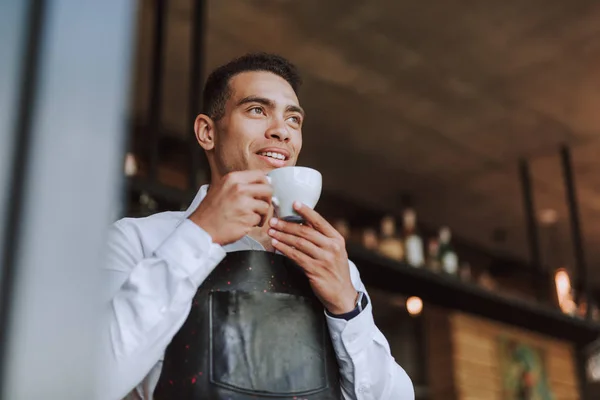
201, 53, 302, 120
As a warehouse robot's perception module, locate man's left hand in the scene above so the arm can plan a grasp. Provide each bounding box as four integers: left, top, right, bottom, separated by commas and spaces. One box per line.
268, 202, 358, 315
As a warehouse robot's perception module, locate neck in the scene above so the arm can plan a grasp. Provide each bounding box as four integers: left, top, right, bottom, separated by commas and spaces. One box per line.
249, 228, 275, 252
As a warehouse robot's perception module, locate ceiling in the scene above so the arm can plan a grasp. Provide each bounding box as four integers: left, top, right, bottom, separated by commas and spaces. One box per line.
131, 0, 600, 282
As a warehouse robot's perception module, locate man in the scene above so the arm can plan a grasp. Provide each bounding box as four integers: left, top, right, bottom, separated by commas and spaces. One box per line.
102, 53, 414, 399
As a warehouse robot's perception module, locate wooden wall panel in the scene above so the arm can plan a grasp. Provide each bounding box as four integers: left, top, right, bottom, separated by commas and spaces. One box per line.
425, 306, 457, 400
450, 312, 579, 400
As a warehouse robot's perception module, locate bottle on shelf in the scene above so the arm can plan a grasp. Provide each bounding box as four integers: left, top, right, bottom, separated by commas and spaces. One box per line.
459, 262, 472, 282
426, 238, 441, 272
378, 215, 405, 261
362, 228, 379, 251
592, 302, 600, 322
478, 270, 497, 291
438, 226, 458, 275
333, 218, 351, 241
578, 299, 588, 320
402, 208, 425, 267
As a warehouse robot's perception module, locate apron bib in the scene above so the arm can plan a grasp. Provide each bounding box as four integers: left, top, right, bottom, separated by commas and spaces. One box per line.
154, 250, 341, 399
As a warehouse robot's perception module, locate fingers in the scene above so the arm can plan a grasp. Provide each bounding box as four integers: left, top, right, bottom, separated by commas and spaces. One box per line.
271, 238, 315, 273
224, 171, 274, 228
269, 217, 329, 249
268, 228, 323, 259
225, 170, 273, 203
291, 202, 340, 239
244, 183, 273, 203
249, 198, 270, 227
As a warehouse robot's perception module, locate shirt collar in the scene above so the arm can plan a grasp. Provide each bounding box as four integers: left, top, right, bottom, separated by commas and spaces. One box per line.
182, 184, 209, 220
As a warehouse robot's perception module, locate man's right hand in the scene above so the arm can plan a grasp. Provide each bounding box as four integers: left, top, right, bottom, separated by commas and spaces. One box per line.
188, 170, 273, 245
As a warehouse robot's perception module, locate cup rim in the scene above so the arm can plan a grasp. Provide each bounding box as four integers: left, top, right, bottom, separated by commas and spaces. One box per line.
267, 166, 321, 178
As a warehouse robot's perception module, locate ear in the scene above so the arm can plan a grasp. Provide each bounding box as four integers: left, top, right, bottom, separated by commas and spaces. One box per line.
194, 114, 215, 151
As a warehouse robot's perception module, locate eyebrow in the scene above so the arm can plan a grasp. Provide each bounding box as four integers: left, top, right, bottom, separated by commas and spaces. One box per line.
237, 96, 305, 118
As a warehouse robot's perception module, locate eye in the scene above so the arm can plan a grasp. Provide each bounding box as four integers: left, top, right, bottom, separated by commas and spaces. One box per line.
249, 106, 265, 115
287, 115, 302, 125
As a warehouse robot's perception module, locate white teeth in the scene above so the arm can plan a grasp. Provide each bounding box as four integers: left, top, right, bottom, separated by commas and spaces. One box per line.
260, 151, 285, 160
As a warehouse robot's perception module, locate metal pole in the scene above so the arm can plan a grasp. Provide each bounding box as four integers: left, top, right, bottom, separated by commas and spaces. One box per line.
148, 0, 167, 181
519, 158, 544, 301
560, 144, 591, 320
188, 0, 208, 190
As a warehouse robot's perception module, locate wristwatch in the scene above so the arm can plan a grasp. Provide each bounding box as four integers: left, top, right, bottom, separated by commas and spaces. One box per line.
327, 291, 369, 321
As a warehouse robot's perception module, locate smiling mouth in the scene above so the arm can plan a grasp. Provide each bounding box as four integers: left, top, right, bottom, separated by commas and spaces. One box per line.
257, 151, 288, 161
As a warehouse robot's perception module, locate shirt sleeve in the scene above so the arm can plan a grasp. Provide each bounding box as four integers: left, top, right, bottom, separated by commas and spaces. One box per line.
325, 260, 415, 400
98, 218, 226, 400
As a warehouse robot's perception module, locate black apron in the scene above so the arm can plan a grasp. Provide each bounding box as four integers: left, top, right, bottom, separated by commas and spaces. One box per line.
154, 250, 342, 399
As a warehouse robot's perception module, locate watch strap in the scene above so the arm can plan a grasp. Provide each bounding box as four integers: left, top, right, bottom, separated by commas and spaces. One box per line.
327, 291, 368, 321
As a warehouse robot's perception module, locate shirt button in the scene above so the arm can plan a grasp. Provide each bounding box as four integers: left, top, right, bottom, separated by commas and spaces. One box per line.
331, 333, 339, 341
358, 384, 368, 393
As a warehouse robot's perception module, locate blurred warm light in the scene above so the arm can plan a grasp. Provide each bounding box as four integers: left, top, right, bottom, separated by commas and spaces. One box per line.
539, 208, 558, 225
124, 152, 138, 176
555, 268, 571, 295
406, 296, 423, 316
555, 268, 576, 314
563, 299, 577, 314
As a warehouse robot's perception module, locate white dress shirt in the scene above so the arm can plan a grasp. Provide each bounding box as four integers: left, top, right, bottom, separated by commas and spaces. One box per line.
101, 185, 414, 400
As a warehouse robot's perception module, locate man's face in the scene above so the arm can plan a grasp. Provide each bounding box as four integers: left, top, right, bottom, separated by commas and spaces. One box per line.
210, 71, 304, 178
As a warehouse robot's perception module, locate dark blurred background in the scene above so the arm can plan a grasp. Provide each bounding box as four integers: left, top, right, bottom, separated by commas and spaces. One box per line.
132, 0, 600, 278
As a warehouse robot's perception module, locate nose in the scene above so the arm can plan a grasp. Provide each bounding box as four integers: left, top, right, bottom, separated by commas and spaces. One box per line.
265, 118, 290, 142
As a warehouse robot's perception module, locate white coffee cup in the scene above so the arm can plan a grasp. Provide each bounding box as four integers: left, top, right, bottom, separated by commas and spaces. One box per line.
266, 166, 322, 223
